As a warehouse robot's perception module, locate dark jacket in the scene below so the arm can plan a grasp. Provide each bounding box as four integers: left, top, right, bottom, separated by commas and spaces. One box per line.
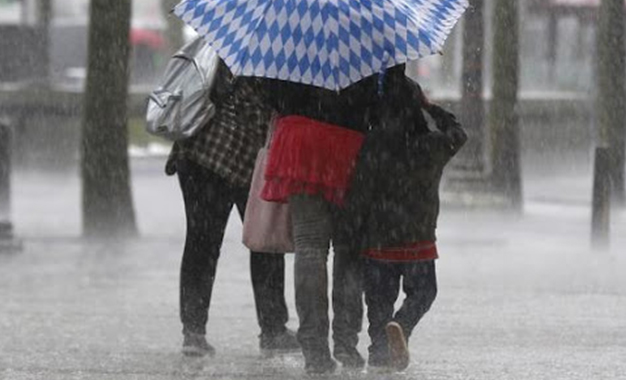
346, 75, 467, 250
251, 77, 380, 133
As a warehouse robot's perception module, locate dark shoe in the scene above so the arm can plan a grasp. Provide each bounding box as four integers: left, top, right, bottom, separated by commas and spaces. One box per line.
385, 322, 409, 371
334, 345, 365, 368
368, 348, 391, 369
260, 329, 300, 352
305, 357, 337, 375
182, 333, 216, 357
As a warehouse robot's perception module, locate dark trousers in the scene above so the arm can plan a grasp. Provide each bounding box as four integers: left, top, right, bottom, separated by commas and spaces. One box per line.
177, 159, 289, 336
364, 259, 437, 359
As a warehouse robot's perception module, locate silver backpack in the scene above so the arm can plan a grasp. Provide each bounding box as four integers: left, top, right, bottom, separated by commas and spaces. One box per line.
145, 37, 219, 141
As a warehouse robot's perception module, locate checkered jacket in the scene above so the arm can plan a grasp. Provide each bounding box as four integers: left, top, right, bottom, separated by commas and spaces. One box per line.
165, 62, 271, 188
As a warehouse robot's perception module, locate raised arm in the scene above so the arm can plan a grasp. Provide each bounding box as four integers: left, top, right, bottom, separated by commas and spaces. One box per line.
425, 104, 468, 157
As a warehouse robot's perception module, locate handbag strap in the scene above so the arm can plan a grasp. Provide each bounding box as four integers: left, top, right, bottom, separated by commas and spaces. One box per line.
265, 113, 278, 149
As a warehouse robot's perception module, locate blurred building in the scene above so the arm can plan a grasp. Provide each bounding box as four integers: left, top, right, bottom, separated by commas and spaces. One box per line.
1, 0, 622, 173
0, 0, 168, 171
410, 0, 619, 96
3, 0, 619, 92
0, 0, 167, 85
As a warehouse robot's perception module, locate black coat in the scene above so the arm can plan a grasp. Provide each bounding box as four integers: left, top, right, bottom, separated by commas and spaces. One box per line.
250, 77, 380, 133
346, 77, 467, 250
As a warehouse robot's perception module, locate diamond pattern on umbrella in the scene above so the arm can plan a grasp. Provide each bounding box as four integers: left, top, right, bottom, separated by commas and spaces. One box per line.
174, 0, 468, 91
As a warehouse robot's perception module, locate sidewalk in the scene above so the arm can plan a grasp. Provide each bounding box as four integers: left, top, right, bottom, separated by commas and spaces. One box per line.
1, 158, 624, 379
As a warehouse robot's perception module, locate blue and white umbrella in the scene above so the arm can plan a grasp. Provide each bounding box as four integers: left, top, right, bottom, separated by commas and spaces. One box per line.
174, 0, 468, 91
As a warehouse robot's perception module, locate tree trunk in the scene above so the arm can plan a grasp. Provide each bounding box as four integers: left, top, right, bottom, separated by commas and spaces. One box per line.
440, 23, 458, 86
546, 10, 558, 81
489, 0, 523, 208
0, 124, 11, 229
0, 123, 16, 244
37, 0, 52, 28
162, 0, 185, 55
38, 0, 52, 82
458, 0, 485, 172
81, 0, 137, 238
596, 0, 626, 205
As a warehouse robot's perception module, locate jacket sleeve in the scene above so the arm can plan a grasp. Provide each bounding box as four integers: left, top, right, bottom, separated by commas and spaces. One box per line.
404, 76, 467, 155
423, 104, 468, 161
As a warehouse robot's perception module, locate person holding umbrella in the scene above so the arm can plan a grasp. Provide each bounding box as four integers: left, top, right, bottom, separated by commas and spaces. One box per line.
254, 76, 379, 373
172, 0, 468, 373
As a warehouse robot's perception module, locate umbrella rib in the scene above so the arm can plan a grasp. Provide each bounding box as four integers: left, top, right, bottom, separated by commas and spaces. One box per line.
235, 0, 274, 77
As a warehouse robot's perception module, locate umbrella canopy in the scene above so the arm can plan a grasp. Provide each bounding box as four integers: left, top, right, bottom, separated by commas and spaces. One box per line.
174, 0, 468, 91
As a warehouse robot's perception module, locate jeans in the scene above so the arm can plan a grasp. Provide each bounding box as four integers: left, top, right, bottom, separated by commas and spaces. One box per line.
290, 194, 363, 366
177, 159, 289, 336
363, 259, 437, 360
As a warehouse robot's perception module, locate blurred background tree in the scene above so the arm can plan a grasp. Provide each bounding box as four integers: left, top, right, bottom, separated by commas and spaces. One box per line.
81, 0, 137, 237
489, 0, 523, 208
596, 0, 625, 206
37, 0, 51, 81
459, 0, 486, 173
162, 0, 184, 55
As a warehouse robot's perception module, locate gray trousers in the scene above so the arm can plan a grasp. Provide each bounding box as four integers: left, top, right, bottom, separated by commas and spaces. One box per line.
290, 194, 363, 365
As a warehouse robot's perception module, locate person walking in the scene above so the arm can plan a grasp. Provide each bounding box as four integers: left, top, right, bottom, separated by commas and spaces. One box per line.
347, 65, 467, 371
166, 61, 299, 357
252, 77, 380, 373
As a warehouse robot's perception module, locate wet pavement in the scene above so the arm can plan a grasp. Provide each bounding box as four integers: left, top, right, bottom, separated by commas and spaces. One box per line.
1, 157, 625, 379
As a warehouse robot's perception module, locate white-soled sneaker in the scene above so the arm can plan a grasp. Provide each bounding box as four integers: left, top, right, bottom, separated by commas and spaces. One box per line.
385, 322, 409, 371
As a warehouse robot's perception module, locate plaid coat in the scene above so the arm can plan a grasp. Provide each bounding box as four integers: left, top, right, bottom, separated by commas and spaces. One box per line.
165, 61, 271, 188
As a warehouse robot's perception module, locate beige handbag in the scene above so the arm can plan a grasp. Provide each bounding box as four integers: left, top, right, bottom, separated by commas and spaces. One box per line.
242, 124, 294, 253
